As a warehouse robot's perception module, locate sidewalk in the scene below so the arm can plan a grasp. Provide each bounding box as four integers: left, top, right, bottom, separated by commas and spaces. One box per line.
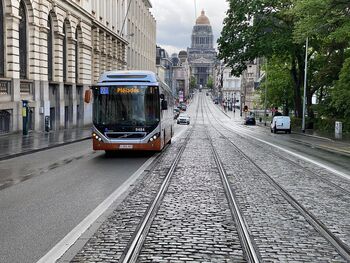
0, 127, 92, 161
216, 105, 350, 157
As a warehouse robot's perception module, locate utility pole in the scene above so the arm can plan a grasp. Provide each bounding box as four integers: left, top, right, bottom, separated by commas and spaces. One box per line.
302, 37, 308, 133
264, 58, 268, 126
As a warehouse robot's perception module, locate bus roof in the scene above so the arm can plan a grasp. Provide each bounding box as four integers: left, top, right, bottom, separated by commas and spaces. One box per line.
97, 70, 158, 85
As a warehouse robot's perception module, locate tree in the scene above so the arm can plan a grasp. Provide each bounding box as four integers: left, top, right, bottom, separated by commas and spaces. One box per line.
292, 0, 350, 122
207, 76, 214, 89
330, 57, 350, 119
218, 0, 306, 117
259, 56, 294, 115
189, 76, 197, 92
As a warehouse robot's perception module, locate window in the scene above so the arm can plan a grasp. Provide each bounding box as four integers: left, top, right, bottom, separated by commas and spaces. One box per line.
19, 0, 27, 79
0, 0, 4, 77
48, 15, 53, 81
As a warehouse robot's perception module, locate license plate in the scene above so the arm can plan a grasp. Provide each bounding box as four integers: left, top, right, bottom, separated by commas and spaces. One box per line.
119, 145, 133, 149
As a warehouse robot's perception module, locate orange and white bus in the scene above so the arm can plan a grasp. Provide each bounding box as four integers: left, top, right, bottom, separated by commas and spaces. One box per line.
85, 70, 174, 153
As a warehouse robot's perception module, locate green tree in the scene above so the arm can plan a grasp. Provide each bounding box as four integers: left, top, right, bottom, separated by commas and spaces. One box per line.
330, 57, 350, 119
189, 76, 197, 92
207, 76, 214, 89
260, 56, 294, 115
218, 0, 306, 117
292, 0, 350, 123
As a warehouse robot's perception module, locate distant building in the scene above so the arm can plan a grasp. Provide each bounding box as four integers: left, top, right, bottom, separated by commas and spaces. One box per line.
187, 10, 217, 88
222, 67, 241, 110
241, 60, 261, 111
156, 46, 173, 92
172, 51, 190, 102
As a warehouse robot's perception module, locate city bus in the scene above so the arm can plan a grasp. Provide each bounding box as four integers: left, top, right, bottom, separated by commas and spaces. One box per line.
85, 70, 174, 152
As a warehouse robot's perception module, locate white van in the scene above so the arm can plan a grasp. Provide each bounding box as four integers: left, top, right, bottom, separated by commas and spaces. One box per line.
271, 116, 291, 134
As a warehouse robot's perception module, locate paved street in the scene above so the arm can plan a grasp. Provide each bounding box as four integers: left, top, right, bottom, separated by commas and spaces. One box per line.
1, 92, 349, 262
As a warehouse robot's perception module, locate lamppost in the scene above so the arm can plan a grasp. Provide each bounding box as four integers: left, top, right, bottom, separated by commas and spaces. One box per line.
264, 58, 268, 126
301, 37, 309, 133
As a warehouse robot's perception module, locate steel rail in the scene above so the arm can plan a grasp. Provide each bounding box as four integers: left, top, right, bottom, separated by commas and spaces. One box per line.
206, 98, 350, 197
203, 96, 350, 261
121, 94, 201, 263
200, 96, 261, 263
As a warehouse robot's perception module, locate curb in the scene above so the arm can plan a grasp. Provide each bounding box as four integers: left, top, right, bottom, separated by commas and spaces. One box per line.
0, 137, 91, 161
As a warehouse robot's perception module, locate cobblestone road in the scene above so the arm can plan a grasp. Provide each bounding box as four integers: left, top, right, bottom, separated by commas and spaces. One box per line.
68, 94, 350, 262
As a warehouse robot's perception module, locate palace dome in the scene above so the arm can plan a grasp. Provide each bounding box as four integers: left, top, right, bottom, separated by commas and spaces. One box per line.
195, 10, 210, 25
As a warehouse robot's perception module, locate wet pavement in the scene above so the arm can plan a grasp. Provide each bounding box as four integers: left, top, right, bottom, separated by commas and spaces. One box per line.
0, 127, 92, 161
216, 106, 350, 157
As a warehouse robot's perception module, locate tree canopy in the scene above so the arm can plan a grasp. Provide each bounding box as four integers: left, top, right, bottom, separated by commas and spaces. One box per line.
218, 0, 350, 129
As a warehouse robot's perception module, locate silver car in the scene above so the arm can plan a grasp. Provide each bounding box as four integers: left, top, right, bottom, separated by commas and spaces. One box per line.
177, 113, 190, 125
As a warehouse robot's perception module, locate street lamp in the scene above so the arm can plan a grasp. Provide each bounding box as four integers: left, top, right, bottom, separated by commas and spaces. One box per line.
302, 37, 309, 133
264, 58, 268, 126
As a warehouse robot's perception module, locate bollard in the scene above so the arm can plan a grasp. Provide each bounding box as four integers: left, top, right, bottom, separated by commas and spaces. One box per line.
335, 121, 342, 139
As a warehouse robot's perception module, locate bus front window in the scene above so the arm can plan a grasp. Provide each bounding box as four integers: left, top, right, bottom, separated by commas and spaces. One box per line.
93, 85, 160, 131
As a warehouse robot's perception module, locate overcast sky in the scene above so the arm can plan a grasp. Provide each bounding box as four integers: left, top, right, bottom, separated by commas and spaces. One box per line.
150, 0, 229, 56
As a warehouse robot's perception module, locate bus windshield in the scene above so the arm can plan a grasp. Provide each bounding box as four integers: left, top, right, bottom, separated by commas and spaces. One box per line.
93, 85, 160, 129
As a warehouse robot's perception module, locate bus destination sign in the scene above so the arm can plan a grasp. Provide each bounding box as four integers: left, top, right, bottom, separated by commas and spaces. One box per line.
114, 87, 140, 94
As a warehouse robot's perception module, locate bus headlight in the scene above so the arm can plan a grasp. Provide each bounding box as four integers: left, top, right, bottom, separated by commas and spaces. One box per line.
148, 133, 160, 143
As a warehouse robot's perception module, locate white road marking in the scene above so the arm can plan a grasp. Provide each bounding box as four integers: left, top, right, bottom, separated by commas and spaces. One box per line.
223, 122, 350, 180
37, 128, 187, 263
37, 156, 157, 263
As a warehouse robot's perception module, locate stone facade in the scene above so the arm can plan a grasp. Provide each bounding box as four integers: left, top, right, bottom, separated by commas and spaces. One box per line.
126, 0, 156, 72
222, 67, 241, 110
187, 10, 217, 88
0, 0, 131, 134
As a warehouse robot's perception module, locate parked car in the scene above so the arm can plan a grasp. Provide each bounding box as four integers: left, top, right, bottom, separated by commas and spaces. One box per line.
177, 113, 190, 125
271, 116, 291, 133
244, 116, 256, 125
173, 108, 180, 119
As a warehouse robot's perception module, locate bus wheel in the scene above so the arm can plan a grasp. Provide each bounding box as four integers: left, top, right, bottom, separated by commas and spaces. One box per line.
168, 138, 172, 145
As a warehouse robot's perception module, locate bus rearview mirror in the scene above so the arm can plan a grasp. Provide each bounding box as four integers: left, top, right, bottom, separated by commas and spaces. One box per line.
161, 100, 168, 110
84, 90, 92, 103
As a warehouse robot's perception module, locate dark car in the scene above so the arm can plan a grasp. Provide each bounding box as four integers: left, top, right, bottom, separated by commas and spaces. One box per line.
180, 104, 187, 111
173, 108, 180, 119
244, 116, 256, 125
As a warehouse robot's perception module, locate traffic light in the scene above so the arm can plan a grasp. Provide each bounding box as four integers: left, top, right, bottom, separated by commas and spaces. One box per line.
244, 105, 248, 112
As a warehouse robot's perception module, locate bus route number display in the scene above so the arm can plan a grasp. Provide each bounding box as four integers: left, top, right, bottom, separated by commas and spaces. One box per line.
100, 87, 109, 95
114, 87, 140, 94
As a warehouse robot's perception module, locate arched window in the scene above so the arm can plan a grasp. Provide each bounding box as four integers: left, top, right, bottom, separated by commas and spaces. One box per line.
47, 14, 53, 81
63, 21, 68, 82
0, 0, 5, 77
19, 0, 27, 79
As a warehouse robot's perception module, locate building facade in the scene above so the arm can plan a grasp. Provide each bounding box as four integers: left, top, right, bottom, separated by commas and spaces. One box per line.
172, 51, 190, 102
0, 0, 131, 134
187, 10, 217, 88
241, 59, 261, 112
222, 67, 241, 110
126, 0, 156, 72
156, 45, 173, 90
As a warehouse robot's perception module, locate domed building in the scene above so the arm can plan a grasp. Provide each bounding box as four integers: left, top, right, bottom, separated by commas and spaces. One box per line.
188, 10, 217, 87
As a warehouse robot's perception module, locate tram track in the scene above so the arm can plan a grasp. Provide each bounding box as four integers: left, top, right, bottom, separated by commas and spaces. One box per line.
120, 94, 258, 262
119, 96, 201, 263
200, 98, 261, 263
207, 101, 350, 196
202, 96, 350, 261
